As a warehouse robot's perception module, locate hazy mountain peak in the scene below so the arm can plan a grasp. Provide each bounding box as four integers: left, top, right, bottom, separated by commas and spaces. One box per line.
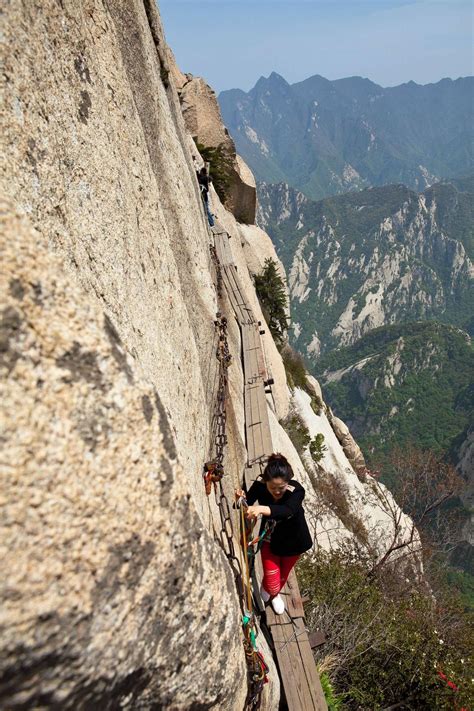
252, 71, 290, 94
219, 74, 474, 200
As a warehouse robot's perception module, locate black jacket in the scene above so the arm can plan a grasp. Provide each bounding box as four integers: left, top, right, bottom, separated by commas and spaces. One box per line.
247, 478, 312, 556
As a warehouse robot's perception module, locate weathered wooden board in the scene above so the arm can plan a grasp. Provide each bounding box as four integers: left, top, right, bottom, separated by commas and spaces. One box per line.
282, 569, 305, 618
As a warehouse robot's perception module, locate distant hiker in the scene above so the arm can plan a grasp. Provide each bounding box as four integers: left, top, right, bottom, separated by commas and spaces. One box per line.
235, 453, 312, 615
197, 166, 214, 227
197, 166, 209, 195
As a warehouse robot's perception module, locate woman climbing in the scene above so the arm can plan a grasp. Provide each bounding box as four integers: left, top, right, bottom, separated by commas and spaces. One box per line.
236, 453, 312, 615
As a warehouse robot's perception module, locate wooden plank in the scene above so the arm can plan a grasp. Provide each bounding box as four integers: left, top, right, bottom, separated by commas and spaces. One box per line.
220, 267, 241, 313
242, 341, 254, 379
268, 616, 326, 711
292, 618, 328, 710
268, 621, 301, 711
255, 384, 273, 456
222, 268, 247, 322
248, 386, 264, 459
244, 382, 256, 464
281, 569, 305, 619
270, 619, 314, 711
216, 232, 233, 266
255, 331, 268, 379
245, 402, 255, 463
267, 606, 327, 710
241, 322, 250, 359
229, 274, 255, 327
308, 631, 326, 649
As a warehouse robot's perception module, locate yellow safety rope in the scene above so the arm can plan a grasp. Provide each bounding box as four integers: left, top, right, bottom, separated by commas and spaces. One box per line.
240, 504, 253, 614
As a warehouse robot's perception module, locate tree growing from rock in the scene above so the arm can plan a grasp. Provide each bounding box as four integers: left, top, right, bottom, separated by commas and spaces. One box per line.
196, 142, 234, 203
254, 258, 289, 344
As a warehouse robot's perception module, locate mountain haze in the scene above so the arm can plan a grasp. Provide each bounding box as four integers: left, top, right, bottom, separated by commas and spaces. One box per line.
219, 73, 474, 200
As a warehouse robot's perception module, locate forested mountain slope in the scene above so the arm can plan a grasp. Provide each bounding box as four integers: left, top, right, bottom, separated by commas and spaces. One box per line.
315, 321, 473, 461
258, 179, 473, 359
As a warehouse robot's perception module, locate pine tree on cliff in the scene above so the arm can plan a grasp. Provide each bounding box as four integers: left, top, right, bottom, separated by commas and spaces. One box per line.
254, 258, 289, 344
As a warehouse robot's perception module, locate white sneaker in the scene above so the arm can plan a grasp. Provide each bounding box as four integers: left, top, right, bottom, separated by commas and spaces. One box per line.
260, 586, 271, 603
271, 594, 285, 615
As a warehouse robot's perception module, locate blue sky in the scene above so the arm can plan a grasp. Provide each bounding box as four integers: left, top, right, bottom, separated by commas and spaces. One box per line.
159, 0, 473, 93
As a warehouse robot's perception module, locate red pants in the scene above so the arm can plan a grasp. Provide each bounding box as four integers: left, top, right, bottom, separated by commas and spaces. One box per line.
261, 542, 300, 597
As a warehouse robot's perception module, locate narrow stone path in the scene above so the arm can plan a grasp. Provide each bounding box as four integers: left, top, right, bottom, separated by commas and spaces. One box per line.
213, 227, 327, 711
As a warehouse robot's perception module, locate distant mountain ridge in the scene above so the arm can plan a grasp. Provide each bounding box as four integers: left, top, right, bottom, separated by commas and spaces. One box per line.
219, 73, 474, 200
257, 177, 474, 359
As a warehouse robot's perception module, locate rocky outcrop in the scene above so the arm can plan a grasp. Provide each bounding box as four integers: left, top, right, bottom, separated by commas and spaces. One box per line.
238, 223, 286, 283
180, 76, 235, 152
227, 154, 257, 225
258, 181, 473, 358
179, 76, 257, 224
328, 413, 367, 478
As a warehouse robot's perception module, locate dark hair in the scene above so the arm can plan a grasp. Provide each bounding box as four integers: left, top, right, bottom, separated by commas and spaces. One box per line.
262, 453, 293, 483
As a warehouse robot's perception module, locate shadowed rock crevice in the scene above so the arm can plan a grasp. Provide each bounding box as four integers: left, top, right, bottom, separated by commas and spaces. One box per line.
103, 315, 134, 383
56, 341, 105, 390
0, 306, 22, 374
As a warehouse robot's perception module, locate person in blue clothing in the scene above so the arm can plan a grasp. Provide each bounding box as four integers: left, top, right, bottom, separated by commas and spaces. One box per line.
236, 453, 312, 615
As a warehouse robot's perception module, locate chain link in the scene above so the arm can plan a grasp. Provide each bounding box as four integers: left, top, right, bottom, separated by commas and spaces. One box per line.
209, 244, 223, 299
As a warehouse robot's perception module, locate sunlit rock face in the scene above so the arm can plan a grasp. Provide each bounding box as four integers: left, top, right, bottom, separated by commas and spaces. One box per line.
1, 1, 250, 707
0, 200, 246, 709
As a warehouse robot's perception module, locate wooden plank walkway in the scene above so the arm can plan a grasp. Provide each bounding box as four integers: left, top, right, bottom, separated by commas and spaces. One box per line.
213, 227, 327, 711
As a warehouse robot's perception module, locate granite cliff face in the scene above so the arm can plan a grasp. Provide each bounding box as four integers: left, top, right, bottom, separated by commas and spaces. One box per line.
1, 199, 247, 709
1, 2, 416, 708
1, 1, 249, 707
177, 73, 257, 224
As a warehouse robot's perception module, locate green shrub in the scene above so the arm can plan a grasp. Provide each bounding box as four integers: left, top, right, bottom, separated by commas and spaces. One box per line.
309, 433, 327, 463
297, 551, 473, 710
280, 411, 311, 456
196, 142, 234, 203
309, 394, 324, 415
281, 343, 307, 388
320, 672, 343, 710
254, 259, 289, 345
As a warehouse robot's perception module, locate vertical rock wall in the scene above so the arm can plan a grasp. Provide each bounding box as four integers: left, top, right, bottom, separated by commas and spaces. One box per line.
1, 1, 248, 708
